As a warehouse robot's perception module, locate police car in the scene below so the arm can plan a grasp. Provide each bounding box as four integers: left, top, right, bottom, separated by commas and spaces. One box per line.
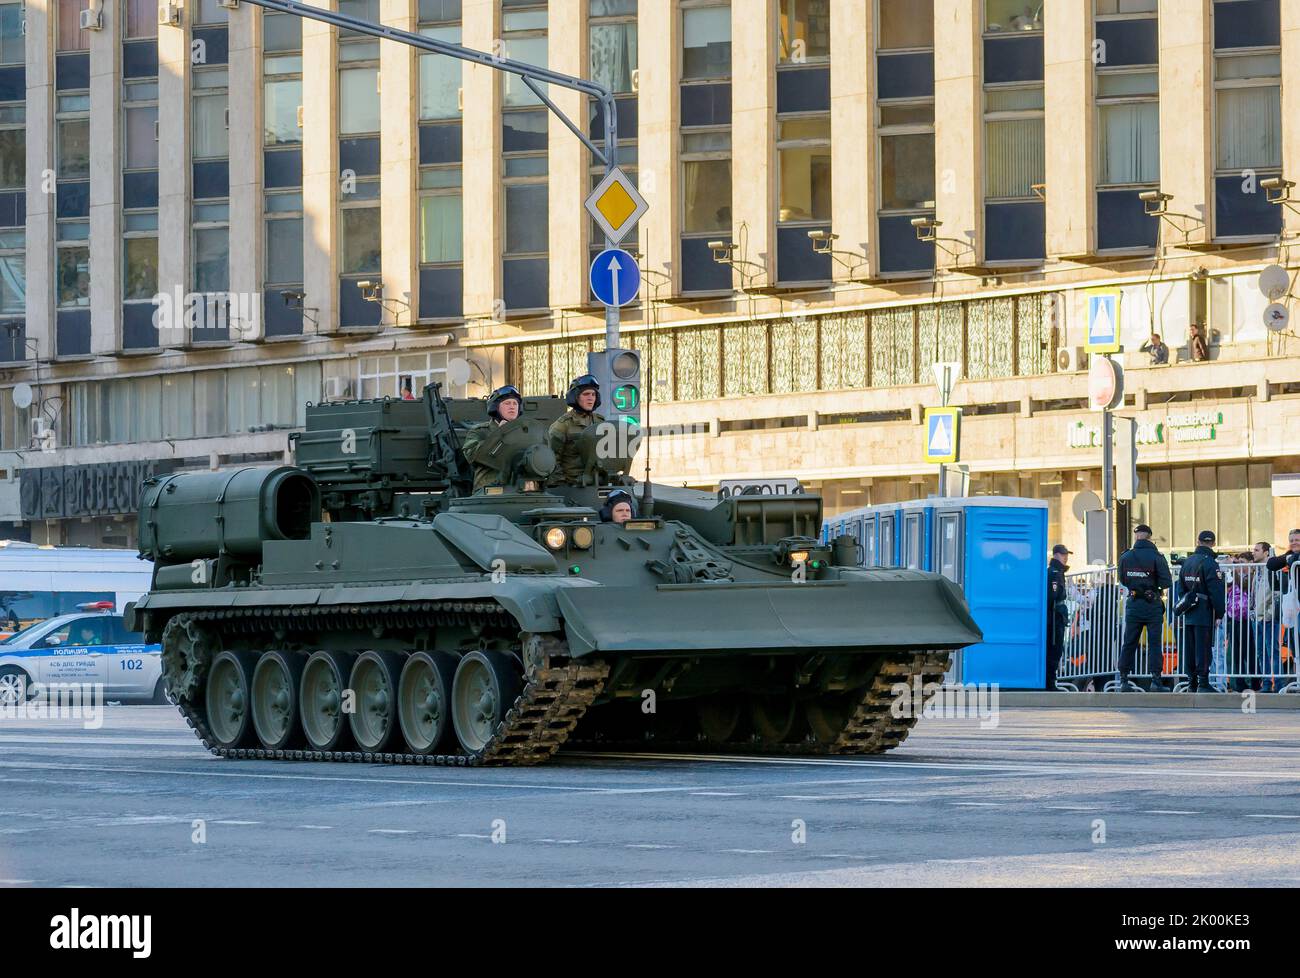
0, 603, 165, 706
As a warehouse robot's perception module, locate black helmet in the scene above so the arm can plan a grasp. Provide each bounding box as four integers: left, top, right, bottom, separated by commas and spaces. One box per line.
565, 374, 601, 411
487, 385, 523, 420
599, 489, 637, 523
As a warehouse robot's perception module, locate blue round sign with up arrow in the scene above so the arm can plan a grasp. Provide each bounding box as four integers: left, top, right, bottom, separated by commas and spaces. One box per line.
589, 248, 640, 307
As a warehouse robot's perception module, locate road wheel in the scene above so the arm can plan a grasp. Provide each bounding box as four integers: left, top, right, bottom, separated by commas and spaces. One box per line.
151, 678, 171, 705
349, 651, 404, 753
205, 651, 258, 750
749, 695, 799, 745
300, 651, 356, 752
0, 666, 32, 706
398, 652, 457, 754
805, 694, 853, 744
252, 651, 305, 751
697, 695, 744, 744
451, 651, 522, 755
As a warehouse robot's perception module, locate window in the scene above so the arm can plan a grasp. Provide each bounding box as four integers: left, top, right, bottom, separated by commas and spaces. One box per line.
339, 1, 382, 324
878, 0, 932, 49
358, 352, 463, 401
58, 119, 91, 180
263, 34, 303, 146
501, 5, 548, 310
985, 0, 1044, 32
984, 87, 1045, 199
341, 206, 381, 275
0, 229, 23, 314
123, 236, 158, 301
57, 244, 90, 307
1212, 0, 1281, 237
1097, 0, 1157, 11
0, 2, 23, 64
265, 204, 303, 286
193, 214, 230, 294
778, 0, 829, 62
682, 137, 730, 234
420, 194, 462, 264
340, 66, 380, 135
56, 0, 89, 51
502, 4, 547, 108
419, 25, 462, 120
777, 118, 829, 222
0, 105, 21, 190
590, 5, 637, 94
682, 5, 731, 80
192, 69, 229, 159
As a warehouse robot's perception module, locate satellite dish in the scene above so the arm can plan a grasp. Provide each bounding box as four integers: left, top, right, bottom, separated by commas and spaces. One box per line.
11, 382, 32, 410
1263, 302, 1290, 333
446, 358, 472, 386
1072, 489, 1103, 524
1258, 265, 1289, 301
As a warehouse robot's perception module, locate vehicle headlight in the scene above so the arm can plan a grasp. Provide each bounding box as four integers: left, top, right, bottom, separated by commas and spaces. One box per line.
571, 525, 594, 549
544, 527, 567, 550
789, 550, 810, 565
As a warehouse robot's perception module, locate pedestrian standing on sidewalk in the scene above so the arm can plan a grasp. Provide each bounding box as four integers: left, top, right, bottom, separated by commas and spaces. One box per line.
1251, 542, 1279, 691
1116, 524, 1173, 691
1046, 544, 1071, 690
1266, 529, 1300, 687
1178, 530, 1227, 693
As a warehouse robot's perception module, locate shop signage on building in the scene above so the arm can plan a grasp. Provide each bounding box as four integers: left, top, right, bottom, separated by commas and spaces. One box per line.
18, 460, 168, 521
1066, 412, 1224, 450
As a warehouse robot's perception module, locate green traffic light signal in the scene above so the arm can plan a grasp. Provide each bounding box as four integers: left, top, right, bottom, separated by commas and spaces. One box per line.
613, 383, 639, 412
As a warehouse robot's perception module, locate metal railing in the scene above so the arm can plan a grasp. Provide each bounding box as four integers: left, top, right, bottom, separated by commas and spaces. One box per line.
1058, 563, 1298, 693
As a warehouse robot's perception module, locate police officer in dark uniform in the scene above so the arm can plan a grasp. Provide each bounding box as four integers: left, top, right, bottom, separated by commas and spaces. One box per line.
1116, 524, 1174, 691
1178, 529, 1226, 693
1046, 544, 1071, 690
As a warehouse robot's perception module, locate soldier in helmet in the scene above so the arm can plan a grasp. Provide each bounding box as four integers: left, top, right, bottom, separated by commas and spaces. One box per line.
600, 489, 637, 525
548, 374, 604, 486
460, 385, 523, 492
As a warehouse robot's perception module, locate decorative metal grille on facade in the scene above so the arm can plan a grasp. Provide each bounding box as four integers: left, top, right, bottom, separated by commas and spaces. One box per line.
723, 322, 769, 396
818, 312, 868, 391
676, 326, 722, 401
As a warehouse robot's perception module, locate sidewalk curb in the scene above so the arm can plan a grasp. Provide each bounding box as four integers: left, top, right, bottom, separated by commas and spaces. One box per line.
1000, 691, 1300, 709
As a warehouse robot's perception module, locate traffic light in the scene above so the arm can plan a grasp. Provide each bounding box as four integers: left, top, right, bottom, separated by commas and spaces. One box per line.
1114, 415, 1138, 501
587, 348, 641, 427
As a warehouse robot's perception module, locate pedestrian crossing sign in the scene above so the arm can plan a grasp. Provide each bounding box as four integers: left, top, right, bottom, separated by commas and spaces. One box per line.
924, 407, 960, 464
1085, 288, 1121, 354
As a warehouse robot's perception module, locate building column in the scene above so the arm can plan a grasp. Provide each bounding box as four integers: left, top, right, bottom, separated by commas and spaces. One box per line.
933, 0, 982, 270
88, 2, 121, 354
1044, 0, 1092, 258
24, 0, 54, 362
1157, 0, 1212, 246
228, 4, 261, 339
379, 0, 416, 327
1282, 0, 1300, 240
730, 0, 776, 288
460, 0, 500, 321
635, 0, 676, 289
548, 0, 585, 311
156, 3, 190, 346
830, 0, 872, 280
301, 0, 339, 333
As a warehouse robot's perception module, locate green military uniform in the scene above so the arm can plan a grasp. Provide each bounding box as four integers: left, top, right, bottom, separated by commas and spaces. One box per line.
548, 408, 603, 486
461, 420, 505, 492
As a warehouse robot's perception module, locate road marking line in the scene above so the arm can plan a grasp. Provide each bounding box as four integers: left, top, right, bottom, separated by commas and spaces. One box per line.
689, 791, 745, 797
950, 802, 1002, 807
1045, 805, 1099, 811
1142, 810, 1201, 815
211, 820, 261, 825
719, 849, 773, 854
0, 879, 35, 884
456, 833, 491, 839
298, 825, 333, 830
535, 839, 582, 844
368, 829, 414, 834
1245, 814, 1300, 819
625, 844, 677, 849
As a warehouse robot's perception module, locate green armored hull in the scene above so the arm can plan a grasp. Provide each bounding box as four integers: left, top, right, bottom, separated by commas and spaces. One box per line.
128, 386, 981, 766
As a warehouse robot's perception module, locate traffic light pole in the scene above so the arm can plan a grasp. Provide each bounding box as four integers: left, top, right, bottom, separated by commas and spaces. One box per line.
225, 0, 624, 341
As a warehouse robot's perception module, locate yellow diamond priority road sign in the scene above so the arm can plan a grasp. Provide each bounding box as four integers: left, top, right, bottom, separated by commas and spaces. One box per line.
585, 166, 648, 246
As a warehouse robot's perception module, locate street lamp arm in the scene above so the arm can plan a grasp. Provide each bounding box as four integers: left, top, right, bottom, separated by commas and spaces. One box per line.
234, 0, 619, 168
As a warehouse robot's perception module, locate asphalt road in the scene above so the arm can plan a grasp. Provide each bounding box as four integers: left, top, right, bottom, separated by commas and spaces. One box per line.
1, 704, 1298, 887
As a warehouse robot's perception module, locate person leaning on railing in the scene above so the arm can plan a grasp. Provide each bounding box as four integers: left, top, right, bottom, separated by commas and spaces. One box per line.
1266, 529, 1300, 685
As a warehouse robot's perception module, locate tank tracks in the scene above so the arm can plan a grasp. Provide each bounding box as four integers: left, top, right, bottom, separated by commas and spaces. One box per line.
163, 607, 609, 766
575, 650, 954, 757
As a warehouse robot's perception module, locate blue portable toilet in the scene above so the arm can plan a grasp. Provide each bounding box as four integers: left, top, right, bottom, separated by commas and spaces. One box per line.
931, 497, 1048, 688
823, 496, 1048, 688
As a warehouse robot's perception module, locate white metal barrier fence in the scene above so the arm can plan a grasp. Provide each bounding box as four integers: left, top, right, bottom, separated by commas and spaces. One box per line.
1058, 563, 1299, 693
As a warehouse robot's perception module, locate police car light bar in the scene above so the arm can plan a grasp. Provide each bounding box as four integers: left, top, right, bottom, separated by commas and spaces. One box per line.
76, 601, 115, 612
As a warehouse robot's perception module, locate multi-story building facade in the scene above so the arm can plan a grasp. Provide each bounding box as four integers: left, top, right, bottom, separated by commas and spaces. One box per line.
1, 0, 1298, 556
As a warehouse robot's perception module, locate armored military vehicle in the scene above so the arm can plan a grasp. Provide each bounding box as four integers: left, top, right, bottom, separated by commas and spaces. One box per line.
128, 385, 981, 766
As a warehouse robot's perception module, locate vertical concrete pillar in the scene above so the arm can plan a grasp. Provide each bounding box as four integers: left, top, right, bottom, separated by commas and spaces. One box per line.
830, 0, 872, 280
1281, 0, 1300, 239
933, 0, 982, 269
379, 0, 416, 327
228, 4, 261, 338
1044, 0, 1093, 258
730, 0, 775, 287
547, 0, 585, 310
1157, 0, 1212, 245
635, 0, 677, 288
460, 0, 500, 320
156, 3, 190, 346
24, 0, 54, 361
301, 0, 339, 333
88, 1, 121, 354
